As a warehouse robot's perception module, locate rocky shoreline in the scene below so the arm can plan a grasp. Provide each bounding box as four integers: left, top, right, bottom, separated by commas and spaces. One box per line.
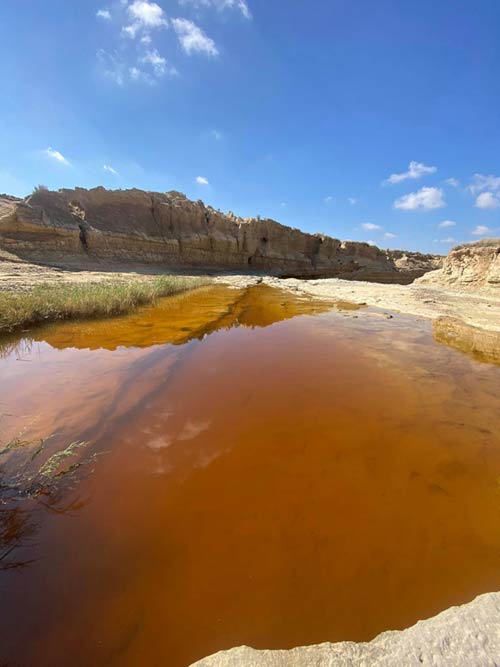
190, 593, 500, 667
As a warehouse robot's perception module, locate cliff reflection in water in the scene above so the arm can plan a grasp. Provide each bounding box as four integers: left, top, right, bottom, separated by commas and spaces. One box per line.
28, 284, 341, 352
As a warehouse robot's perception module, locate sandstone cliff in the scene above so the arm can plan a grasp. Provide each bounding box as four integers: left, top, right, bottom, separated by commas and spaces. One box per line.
418, 239, 500, 291
0, 187, 441, 283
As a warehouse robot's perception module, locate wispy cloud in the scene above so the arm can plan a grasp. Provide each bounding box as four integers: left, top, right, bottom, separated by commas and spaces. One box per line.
444, 177, 459, 188
324, 195, 334, 204
97, 49, 128, 85
210, 129, 223, 140
97, 8, 111, 20
438, 220, 456, 228
434, 237, 456, 244
361, 222, 381, 231
384, 161, 437, 185
45, 147, 70, 166
475, 192, 500, 210
103, 164, 118, 175
172, 18, 218, 56
140, 48, 178, 76
394, 186, 445, 211
178, 0, 251, 19
472, 225, 492, 236
347, 197, 357, 205
98, 43, 172, 85
384, 232, 396, 239
468, 173, 500, 195
196, 175, 209, 185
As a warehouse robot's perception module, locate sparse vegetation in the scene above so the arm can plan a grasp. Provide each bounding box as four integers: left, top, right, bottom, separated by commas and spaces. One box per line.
0, 275, 209, 333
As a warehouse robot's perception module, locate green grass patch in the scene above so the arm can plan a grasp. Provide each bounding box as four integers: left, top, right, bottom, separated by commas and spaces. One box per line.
0, 275, 209, 333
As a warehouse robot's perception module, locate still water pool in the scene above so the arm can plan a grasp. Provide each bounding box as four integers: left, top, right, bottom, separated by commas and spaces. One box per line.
1, 285, 500, 667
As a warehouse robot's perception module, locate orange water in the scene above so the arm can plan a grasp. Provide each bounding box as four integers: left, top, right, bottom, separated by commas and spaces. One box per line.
1, 285, 500, 667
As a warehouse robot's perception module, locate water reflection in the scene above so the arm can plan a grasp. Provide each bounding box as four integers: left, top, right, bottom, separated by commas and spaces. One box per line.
0, 286, 339, 571
433, 316, 500, 366
0, 285, 499, 667
0, 433, 96, 571
18, 285, 340, 352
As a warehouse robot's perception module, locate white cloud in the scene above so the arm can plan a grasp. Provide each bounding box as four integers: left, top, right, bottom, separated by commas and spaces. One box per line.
468, 173, 500, 195
385, 161, 437, 185
280, 202, 286, 208
128, 65, 155, 83
45, 147, 70, 166
103, 164, 118, 175
124, 0, 168, 38
97, 8, 111, 19
434, 237, 455, 244
472, 225, 492, 236
178, 0, 251, 19
394, 186, 445, 211
361, 222, 381, 231
172, 18, 218, 56
324, 195, 334, 203
196, 175, 209, 185
475, 192, 500, 210
140, 48, 176, 76
98, 46, 174, 85
384, 232, 396, 239
141, 35, 152, 44
97, 49, 128, 85
347, 197, 357, 205
211, 129, 223, 140
129, 66, 142, 80
444, 177, 459, 188
438, 220, 456, 228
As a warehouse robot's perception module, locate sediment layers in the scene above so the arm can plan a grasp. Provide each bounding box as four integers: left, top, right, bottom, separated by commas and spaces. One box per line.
418, 239, 500, 291
0, 188, 441, 283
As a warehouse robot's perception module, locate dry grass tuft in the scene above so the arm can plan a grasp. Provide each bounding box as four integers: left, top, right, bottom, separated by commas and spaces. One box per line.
0, 275, 208, 333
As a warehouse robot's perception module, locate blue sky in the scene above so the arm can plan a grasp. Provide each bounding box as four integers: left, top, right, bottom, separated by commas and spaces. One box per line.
1, 0, 499, 252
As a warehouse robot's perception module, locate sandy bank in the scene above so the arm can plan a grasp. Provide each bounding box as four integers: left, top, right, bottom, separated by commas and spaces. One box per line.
215, 274, 500, 333
1, 254, 499, 333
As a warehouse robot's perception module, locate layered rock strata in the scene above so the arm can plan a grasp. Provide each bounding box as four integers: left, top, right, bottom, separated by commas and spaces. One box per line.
418, 239, 500, 291
0, 188, 441, 283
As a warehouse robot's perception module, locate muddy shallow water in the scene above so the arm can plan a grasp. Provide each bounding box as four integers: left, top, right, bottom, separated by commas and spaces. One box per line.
1, 284, 500, 667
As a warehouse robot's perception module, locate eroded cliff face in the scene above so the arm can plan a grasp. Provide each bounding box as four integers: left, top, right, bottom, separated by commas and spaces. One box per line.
0, 187, 441, 282
418, 239, 500, 291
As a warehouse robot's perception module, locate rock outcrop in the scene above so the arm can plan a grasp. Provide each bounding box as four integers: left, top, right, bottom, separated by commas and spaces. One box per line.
418, 239, 500, 291
0, 187, 441, 283
190, 592, 500, 667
